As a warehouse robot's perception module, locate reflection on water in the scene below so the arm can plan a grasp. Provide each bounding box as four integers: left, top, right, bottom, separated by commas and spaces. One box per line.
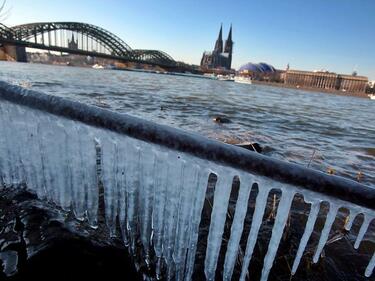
0, 61, 374, 186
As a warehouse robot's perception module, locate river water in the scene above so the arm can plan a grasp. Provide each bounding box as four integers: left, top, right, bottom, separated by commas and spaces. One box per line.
0, 61, 374, 187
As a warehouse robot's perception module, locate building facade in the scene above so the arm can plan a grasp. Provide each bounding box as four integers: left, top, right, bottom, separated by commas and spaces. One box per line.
200, 25, 233, 70
284, 70, 368, 93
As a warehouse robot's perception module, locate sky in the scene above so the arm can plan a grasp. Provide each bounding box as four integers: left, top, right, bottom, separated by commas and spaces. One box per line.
2, 0, 375, 79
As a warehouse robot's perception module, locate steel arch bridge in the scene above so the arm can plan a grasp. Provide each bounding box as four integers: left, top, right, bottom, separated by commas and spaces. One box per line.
0, 22, 177, 68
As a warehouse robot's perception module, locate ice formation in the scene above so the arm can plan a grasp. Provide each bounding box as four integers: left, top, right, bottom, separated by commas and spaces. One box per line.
313, 203, 339, 263
0, 99, 374, 280
291, 201, 320, 274
222, 173, 252, 281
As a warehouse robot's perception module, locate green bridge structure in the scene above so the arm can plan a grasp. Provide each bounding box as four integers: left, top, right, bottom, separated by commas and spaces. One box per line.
0, 21, 188, 70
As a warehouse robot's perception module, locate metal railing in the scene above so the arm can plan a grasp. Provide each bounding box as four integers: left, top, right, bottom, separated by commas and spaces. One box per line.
0, 81, 374, 280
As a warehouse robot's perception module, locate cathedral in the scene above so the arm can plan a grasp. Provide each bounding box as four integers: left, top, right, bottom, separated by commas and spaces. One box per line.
200, 24, 233, 70
68, 34, 78, 50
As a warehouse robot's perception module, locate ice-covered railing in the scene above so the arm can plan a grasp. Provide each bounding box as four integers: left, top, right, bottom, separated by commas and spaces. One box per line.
0, 81, 374, 280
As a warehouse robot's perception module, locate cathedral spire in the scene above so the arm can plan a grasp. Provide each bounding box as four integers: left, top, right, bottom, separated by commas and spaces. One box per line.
224, 24, 233, 54
227, 24, 232, 42
223, 24, 233, 69
214, 24, 223, 53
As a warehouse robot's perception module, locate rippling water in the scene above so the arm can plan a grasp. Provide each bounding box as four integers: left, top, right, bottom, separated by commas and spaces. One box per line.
1, 61, 374, 186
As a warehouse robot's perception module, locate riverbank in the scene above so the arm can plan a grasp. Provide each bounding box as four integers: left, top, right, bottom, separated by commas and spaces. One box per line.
251, 80, 370, 99
0, 187, 141, 280
113, 66, 215, 80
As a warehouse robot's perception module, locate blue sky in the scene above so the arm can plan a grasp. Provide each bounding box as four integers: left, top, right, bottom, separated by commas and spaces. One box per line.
3, 0, 375, 79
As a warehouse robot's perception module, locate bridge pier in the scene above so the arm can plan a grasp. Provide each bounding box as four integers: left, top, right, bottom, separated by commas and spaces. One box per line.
0, 44, 27, 62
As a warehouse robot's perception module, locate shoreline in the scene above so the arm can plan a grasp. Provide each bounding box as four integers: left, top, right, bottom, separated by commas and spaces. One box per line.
1, 61, 371, 99
251, 80, 370, 99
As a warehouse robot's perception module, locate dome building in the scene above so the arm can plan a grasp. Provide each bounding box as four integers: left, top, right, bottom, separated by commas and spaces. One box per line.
238, 62, 280, 82
238, 62, 276, 74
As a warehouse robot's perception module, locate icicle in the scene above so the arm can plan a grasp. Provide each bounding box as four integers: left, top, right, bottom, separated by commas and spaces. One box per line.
37, 118, 54, 201
124, 139, 141, 253
69, 124, 95, 220
173, 161, 199, 281
0, 101, 22, 185
239, 182, 271, 281
222, 173, 253, 281
204, 170, 235, 281
162, 152, 184, 280
260, 188, 295, 281
183, 166, 210, 281
152, 150, 169, 279
116, 136, 129, 243
20, 108, 46, 199
354, 215, 372, 249
100, 133, 119, 236
80, 127, 99, 227
344, 209, 359, 231
365, 252, 375, 277
12, 105, 29, 186
0, 101, 9, 185
11, 105, 44, 195
139, 143, 156, 262
313, 203, 339, 263
292, 201, 320, 275
66, 124, 84, 219
53, 120, 72, 210
37, 117, 70, 207
8, 104, 29, 188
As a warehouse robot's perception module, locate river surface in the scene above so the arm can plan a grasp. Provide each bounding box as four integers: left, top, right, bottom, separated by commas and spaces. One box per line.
0, 61, 374, 186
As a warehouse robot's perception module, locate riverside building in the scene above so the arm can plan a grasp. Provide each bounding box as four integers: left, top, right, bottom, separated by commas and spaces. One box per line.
284, 70, 368, 93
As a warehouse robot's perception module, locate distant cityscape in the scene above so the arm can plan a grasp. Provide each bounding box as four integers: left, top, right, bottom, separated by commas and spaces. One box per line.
1, 21, 374, 96
199, 25, 372, 95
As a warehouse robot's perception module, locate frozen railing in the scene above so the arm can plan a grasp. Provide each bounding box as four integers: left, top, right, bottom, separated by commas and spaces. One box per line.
0, 81, 374, 280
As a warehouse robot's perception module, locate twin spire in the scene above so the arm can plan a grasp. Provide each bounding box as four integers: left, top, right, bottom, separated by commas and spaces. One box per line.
214, 24, 233, 53
201, 24, 233, 69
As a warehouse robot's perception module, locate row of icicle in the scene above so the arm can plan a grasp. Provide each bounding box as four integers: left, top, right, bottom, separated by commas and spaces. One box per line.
0, 100, 374, 280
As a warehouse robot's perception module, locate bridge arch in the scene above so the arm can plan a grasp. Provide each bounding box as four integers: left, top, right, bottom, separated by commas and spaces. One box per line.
7, 22, 176, 67
12, 22, 133, 57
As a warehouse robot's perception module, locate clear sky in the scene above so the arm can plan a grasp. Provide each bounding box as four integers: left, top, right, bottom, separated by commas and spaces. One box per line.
3, 0, 375, 79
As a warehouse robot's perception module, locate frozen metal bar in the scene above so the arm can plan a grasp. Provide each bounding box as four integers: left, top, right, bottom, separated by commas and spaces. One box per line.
0, 81, 374, 210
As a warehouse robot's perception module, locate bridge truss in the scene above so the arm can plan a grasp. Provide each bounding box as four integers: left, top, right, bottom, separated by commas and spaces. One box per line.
0, 22, 177, 68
